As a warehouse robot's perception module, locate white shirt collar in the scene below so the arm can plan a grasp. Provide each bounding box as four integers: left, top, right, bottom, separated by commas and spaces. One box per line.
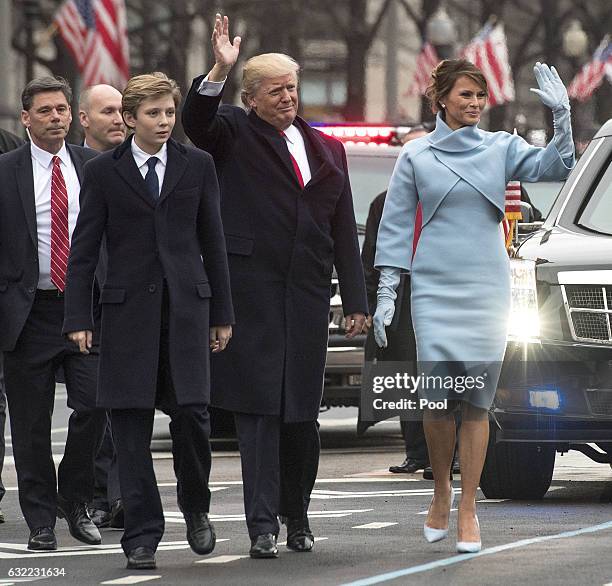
30, 140, 69, 169
130, 137, 168, 169
282, 124, 301, 145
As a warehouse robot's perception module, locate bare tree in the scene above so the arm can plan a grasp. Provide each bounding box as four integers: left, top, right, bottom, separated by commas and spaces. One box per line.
313, 0, 393, 120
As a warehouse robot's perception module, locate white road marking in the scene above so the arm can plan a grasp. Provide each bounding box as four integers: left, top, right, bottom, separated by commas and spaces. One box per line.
100, 577, 161, 584
352, 522, 398, 529
277, 537, 328, 546
164, 509, 373, 523
417, 508, 458, 515
156, 484, 228, 492
341, 520, 612, 585
196, 555, 249, 564
0, 540, 228, 560
312, 488, 437, 499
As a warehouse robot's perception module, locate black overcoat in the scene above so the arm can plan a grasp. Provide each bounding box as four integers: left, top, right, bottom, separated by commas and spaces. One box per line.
0, 143, 97, 351
182, 77, 368, 422
62, 137, 234, 408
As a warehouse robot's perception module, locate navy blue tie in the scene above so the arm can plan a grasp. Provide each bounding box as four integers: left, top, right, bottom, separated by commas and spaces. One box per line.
144, 156, 159, 200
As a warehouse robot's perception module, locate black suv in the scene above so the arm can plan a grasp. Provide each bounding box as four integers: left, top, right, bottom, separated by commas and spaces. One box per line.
481, 119, 612, 499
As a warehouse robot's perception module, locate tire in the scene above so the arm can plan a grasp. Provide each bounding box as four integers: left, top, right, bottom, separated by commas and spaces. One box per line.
480, 423, 555, 499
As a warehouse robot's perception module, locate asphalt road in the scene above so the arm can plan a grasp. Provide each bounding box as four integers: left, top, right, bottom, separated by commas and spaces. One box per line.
1, 386, 612, 585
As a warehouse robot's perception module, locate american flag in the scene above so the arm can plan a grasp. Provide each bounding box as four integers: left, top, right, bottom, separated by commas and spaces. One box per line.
54, 0, 130, 90
460, 23, 515, 107
502, 180, 522, 248
406, 42, 439, 96
568, 36, 612, 102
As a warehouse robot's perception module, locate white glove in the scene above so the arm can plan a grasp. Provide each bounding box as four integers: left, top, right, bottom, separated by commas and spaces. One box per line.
373, 267, 401, 348
530, 62, 570, 112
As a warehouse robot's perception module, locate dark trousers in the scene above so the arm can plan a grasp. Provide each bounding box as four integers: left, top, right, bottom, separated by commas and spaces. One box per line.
111, 295, 212, 554
234, 413, 319, 539
3, 292, 107, 530
400, 420, 428, 461
0, 353, 6, 504
91, 415, 121, 510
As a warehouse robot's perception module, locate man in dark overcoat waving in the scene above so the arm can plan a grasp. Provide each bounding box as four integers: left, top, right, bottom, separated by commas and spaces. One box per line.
63, 73, 234, 570
182, 14, 367, 558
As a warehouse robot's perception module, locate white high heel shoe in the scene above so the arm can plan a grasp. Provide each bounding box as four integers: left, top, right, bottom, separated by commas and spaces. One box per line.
423, 486, 455, 543
457, 514, 481, 553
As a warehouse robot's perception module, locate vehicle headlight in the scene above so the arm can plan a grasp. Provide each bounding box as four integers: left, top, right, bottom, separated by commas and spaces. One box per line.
507, 259, 540, 341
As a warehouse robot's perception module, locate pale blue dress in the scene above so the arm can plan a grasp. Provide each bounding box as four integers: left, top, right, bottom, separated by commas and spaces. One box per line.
375, 113, 574, 408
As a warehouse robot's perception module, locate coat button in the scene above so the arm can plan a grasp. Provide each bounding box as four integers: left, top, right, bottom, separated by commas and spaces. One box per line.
27, 286, 35, 294
148, 284, 157, 293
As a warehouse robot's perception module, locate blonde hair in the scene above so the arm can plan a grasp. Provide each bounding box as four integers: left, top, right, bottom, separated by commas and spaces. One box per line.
122, 72, 181, 120
241, 53, 300, 109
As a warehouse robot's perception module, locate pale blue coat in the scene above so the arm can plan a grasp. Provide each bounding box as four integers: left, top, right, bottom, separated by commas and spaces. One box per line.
375, 113, 574, 408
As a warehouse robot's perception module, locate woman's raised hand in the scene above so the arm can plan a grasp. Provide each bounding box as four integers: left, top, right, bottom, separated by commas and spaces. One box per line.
530, 62, 570, 112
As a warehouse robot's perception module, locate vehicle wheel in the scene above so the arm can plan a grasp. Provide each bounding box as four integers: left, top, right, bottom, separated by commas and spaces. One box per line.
480, 424, 555, 499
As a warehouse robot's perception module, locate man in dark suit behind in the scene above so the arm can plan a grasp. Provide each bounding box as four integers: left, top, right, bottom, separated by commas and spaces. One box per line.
0, 127, 26, 524
0, 77, 106, 550
63, 72, 234, 570
182, 14, 368, 558
78, 83, 126, 530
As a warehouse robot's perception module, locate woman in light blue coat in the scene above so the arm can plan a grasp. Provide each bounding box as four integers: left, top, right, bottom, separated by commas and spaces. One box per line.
374, 59, 574, 552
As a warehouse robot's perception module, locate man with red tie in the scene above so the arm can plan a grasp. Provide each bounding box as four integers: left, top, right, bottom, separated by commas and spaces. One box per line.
183, 14, 368, 558
0, 76, 106, 550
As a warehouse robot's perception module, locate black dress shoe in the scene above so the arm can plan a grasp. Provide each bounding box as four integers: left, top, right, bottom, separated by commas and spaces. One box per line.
285, 518, 314, 552
389, 457, 429, 474
57, 496, 101, 545
28, 527, 57, 551
109, 499, 124, 529
126, 546, 156, 570
249, 533, 278, 558
184, 511, 216, 555
87, 507, 111, 528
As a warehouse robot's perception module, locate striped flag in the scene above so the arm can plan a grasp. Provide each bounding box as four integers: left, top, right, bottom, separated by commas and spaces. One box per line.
460, 23, 515, 106
502, 180, 522, 248
406, 42, 440, 97
54, 0, 130, 90
568, 36, 612, 102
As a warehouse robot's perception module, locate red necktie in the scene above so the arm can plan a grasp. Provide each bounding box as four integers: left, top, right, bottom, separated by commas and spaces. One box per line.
50, 155, 69, 291
281, 132, 304, 188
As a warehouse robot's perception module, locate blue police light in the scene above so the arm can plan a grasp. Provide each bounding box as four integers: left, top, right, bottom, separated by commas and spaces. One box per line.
528, 389, 561, 411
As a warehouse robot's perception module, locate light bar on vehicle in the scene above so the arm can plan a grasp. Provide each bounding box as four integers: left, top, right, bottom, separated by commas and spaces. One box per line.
310, 124, 408, 147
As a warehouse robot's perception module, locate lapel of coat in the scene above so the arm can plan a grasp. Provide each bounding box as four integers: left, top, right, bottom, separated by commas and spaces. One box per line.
295, 119, 337, 190
159, 139, 188, 204
113, 137, 155, 209
14, 143, 38, 250
248, 111, 302, 187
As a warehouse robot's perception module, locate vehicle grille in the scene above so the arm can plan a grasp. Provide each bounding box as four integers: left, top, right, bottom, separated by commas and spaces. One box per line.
565, 285, 605, 309
585, 389, 612, 416
562, 284, 612, 345
571, 312, 609, 340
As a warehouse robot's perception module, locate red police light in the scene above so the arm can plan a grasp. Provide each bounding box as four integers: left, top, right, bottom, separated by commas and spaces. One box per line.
310, 124, 404, 146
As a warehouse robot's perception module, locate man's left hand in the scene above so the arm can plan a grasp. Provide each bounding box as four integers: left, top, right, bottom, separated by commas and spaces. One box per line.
210, 325, 232, 352
344, 313, 366, 338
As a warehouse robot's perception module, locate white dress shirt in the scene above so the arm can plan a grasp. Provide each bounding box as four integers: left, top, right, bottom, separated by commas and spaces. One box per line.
197, 76, 311, 186
131, 138, 167, 196
30, 141, 81, 290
